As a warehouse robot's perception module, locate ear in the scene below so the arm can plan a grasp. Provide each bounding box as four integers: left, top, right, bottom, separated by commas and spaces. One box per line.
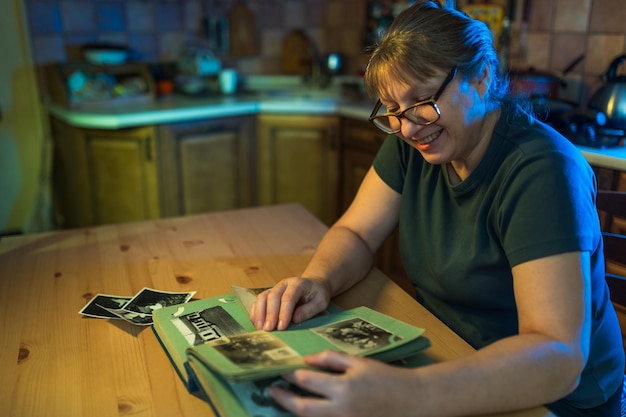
476, 64, 492, 99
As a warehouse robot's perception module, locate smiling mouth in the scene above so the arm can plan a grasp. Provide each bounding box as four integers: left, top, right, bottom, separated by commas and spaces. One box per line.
417, 129, 443, 145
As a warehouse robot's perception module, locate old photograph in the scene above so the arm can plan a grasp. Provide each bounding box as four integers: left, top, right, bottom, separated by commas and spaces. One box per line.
172, 305, 247, 346
210, 331, 302, 368
312, 317, 395, 355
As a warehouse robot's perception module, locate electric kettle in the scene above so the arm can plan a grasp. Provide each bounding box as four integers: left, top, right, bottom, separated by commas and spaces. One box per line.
588, 54, 626, 130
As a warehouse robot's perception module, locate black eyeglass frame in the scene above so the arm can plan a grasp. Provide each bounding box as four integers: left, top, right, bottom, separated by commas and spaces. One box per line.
368, 66, 458, 134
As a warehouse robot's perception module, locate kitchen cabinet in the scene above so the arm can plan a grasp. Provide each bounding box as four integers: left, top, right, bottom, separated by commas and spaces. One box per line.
51, 114, 255, 228
340, 118, 411, 293
257, 114, 340, 225
51, 118, 160, 228
157, 116, 256, 217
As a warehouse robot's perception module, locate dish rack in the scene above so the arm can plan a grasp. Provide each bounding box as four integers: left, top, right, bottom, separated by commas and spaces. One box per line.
46, 62, 155, 109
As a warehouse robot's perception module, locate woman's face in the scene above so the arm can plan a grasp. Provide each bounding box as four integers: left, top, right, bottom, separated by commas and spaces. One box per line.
379, 68, 491, 170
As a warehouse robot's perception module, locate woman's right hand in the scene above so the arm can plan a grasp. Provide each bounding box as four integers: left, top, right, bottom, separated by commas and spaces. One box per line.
250, 277, 331, 331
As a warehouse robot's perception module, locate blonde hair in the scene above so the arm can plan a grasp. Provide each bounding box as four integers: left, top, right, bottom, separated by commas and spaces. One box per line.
364, 1, 508, 106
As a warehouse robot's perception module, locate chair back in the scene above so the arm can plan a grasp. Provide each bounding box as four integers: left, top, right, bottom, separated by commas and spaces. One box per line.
596, 190, 626, 373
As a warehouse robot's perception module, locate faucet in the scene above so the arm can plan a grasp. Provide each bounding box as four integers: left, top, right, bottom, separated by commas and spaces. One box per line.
303, 43, 329, 88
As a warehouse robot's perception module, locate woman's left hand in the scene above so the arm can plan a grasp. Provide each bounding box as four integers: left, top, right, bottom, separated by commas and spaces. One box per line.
268, 350, 419, 417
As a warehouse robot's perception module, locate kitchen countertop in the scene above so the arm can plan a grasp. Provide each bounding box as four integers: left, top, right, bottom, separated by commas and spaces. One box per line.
47, 91, 374, 128
47, 87, 626, 172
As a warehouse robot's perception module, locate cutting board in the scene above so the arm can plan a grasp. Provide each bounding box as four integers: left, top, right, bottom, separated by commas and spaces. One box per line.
281, 29, 314, 75
228, 1, 258, 57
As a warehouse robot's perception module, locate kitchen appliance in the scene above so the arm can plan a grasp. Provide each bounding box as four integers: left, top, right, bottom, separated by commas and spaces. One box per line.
550, 109, 624, 149
588, 54, 626, 130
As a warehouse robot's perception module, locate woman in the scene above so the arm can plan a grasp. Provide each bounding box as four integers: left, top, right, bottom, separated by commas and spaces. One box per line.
251, 3, 624, 416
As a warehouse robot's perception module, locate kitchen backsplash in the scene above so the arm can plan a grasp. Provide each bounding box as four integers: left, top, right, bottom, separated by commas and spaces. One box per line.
26, 0, 626, 106
26, 0, 369, 76
507, 0, 626, 106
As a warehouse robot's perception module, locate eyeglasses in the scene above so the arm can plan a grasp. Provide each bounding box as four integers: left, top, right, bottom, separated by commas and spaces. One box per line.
368, 66, 458, 134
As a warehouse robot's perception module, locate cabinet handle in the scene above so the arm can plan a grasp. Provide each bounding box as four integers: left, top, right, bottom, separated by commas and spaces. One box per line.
145, 136, 152, 161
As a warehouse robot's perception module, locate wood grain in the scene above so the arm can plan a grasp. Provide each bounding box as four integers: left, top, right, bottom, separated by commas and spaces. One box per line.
0, 204, 553, 417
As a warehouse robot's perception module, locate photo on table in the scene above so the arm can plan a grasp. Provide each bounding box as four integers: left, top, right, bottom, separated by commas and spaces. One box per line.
123, 287, 196, 314
78, 294, 132, 318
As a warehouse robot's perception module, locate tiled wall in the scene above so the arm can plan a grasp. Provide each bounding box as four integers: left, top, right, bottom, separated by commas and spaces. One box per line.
508, 0, 626, 106
25, 0, 369, 76
25, 0, 626, 106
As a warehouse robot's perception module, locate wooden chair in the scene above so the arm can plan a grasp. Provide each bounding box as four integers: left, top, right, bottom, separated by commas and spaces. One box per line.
595, 190, 626, 413
596, 190, 626, 317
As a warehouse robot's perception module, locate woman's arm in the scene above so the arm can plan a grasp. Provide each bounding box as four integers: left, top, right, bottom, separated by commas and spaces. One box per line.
251, 167, 402, 331
269, 251, 591, 417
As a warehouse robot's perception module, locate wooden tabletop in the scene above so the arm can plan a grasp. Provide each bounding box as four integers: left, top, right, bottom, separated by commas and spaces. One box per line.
0, 203, 553, 417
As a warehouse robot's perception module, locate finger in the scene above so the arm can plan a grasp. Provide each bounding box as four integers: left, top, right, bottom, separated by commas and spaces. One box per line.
282, 278, 329, 326
263, 282, 292, 331
267, 384, 328, 417
277, 282, 310, 329
304, 350, 357, 373
291, 295, 327, 324
275, 282, 308, 331
280, 367, 344, 406
250, 290, 268, 330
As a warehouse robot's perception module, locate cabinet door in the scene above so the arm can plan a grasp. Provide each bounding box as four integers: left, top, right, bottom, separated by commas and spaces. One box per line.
85, 127, 160, 225
257, 114, 339, 225
51, 119, 160, 227
158, 116, 255, 216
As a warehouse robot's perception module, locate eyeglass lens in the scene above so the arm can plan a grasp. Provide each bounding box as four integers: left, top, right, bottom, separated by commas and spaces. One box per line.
372, 102, 440, 133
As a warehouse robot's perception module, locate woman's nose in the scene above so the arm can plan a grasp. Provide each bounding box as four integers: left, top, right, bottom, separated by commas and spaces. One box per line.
400, 117, 424, 138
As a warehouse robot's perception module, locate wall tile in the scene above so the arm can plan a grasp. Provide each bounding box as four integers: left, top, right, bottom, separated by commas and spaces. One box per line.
584, 34, 626, 76
260, 29, 284, 58
553, 0, 590, 32
589, 0, 626, 33
525, 32, 552, 69
527, 0, 554, 31
284, 2, 307, 30
324, 1, 344, 28
61, 1, 96, 33
126, 2, 154, 33
97, 2, 125, 32
183, 1, 203, 32
155, 2, 182, 32
158, 32, 186, 61
128, 34, 158, 62
23, 0, 626, 82
27, 1, 63, 35
31, 35, 66, 63
253, 1, 284, 31
342, 0, 366, 30
549, 33, 586, 74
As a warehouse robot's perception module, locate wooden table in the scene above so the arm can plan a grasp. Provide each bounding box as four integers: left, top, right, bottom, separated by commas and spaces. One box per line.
0, 204, 553, 417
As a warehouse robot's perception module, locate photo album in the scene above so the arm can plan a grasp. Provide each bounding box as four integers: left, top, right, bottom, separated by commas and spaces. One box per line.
151, 286, 431, 417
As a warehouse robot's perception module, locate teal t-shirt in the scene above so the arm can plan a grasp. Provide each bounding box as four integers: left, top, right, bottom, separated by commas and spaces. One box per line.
373, 104, 624, 408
